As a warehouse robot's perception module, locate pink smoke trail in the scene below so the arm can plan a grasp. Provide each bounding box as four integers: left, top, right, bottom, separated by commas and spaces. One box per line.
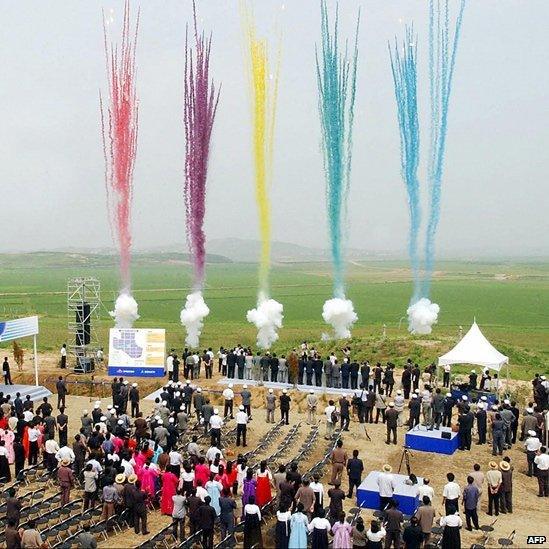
184, 2, 220, 289
100, 1, 139, 292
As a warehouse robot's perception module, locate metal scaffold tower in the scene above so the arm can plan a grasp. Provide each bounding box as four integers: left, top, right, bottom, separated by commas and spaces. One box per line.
67, 277, 101, 366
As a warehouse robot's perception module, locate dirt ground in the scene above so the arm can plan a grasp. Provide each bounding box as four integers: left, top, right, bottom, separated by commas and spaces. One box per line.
5, 353, 549, 547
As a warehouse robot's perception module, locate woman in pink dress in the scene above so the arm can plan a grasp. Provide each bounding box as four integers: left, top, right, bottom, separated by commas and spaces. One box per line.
331, 512, 353, 549
160, 468, 179, 515
194, 457, 210, 487
0, 429, 15, 464
140, 462, 159, 498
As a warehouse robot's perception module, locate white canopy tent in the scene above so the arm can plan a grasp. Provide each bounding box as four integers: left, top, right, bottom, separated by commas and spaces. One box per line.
438, 322, 508, 372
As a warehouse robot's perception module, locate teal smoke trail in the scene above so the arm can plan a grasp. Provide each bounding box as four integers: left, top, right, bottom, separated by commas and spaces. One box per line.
389, 27, 422, 302
315, 0, 359, 299
423, 0, 465, 296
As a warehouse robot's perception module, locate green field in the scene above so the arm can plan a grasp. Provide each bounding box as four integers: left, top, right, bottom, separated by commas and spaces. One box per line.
0, 252, 548, 380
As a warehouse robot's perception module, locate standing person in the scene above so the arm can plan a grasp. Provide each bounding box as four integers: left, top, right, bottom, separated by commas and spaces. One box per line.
308, 508, 331, 549
102, 479, 119, 521
402, 516, 423, 549
133, 481, 150, 535
377, 464, 395, 512
442, 364, 451, 388
256, 460, 273, 506
280, 389, 291, 425
219, 489, 237, 542
534, 447, 549, 497
129, 383, 140, 418
324, 400, 337, 440
462, 476, 480, 530
476, 402, 487, 444
310, 474, 325, 518
197, 496, 216, 549
458, 406, 474, 451
243, 495, 263, 549
27, 423, 41, 466
295, 479, 315, 516
307, 390, 318, 425
430, 388, 445, 430
442, 473, 461, 515
266, 389, 276, 423
440, 506, 462, 549
60, 343, 67, 369
6, 488, 22, 528
275, 503, 291, 549
384, 499, 403, 549
393, 390, 405, 427
58, 458, 74, 505
161, 468, 179, 515
486, 461, 502, 516
408, 394, 421, 430
339, 395, 351, 431
56, 376, 68, 409
332, 511, 352, 549
366, 520, 386, 549
346, 449, 364, 499
209, 410, 223, 448
6, 519, 22, 549
57, 407, 68, 447
327, 480, 346, 524
171, 489, 186, 542
83, 463, 99, 510
240, 385, 252, 419
223, 384, 234, 419
166, 351, 174, 380
414, 496, 435, 545
442, 393, 455, 428
20, 520, 44, 548
330, 439, 347, 486
499, 459, 513, 512
385, 403, 398, 445
236, 405, 248, 447
525, 430, 542, 476
289, 503, 309, 548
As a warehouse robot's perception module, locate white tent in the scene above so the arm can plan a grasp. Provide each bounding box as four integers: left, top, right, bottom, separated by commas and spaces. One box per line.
438, 322, 508, 371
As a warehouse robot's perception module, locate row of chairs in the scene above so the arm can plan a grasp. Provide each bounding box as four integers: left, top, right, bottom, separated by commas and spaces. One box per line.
242, 421, 284, 463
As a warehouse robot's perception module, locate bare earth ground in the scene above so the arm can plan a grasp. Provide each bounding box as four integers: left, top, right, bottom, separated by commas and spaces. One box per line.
5, 354, 549, 548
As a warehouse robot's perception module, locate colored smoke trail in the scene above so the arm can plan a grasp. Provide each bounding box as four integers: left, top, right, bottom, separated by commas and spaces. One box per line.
423, 0, 465, 296
389, 26, 422, 302
100, 1, 140, 327
316, 1, 359, 338
242, 6, 279, 295
180, 2, 220, 346
242, 5, 283, 346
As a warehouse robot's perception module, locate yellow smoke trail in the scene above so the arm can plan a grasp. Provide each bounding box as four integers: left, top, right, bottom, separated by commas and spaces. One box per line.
242, 5, 280, 295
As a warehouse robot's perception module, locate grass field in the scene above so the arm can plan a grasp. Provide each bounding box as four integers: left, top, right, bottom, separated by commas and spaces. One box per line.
0, 252, 547, 379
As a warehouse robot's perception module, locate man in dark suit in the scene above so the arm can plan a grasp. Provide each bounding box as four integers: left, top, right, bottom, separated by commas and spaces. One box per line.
270, 354, 279, 383
341, 360, 350, 389
346, 449, 364, 499
349, 361, 359, 390
279, 390, 291, 425
56, 376, 68, 409
132, 481, 149, 535
459, 406, 475, 451
305, 358, 314, 385
314, 356, 324, 387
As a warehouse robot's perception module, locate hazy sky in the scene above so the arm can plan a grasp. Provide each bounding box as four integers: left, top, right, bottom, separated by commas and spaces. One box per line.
1, 1, 548, 256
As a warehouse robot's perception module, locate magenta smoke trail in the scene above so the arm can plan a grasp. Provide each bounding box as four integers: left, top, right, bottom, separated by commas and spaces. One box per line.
100, 1, 139, 291
184, 3, 220, 289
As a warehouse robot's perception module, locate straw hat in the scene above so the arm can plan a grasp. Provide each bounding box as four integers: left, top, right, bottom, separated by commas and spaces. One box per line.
115, 473, 126, 484
60, 458, 71, 467
489, 461, 498, 469
128, 474, 138, 484
499, 461, 510, 471
383, 464, 393, 473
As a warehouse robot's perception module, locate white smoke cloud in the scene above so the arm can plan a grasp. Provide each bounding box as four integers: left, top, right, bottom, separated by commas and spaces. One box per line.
110, 292, 139, 328
246, 294, 284, 349
322, 297, 358, 340
180, 291, 210, 348
407, 297, 440, 334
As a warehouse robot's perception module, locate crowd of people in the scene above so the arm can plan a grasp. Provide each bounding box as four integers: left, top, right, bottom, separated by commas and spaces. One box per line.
0, 344, 546, 548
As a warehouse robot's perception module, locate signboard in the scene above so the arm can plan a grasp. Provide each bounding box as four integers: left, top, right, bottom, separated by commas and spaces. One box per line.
107, 328, 165, 377
0, 316, 39, 343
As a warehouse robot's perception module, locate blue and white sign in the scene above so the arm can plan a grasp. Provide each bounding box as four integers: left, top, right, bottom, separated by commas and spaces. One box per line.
0, 316, 39, 343
107, 328, 165, 377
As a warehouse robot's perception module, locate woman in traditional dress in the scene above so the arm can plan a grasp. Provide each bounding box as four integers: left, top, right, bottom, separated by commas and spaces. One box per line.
140, 461, 159, 499
194, 457, 210, 487
275, 502, 291, 549
308, 508, 331, 549
289, 503, 309, 549
440, 506, 462, 549
351, 516, 367, 549
160, 467, 179, 515
310, 474, 324, 518
241, 468, 257, 514
365, 520, 386, 549
179, 461, 195, 494
225, 460, 238, 495
332, 512, 352, 549
236, 456, 248, 493
243, 495, 263, 549
205, 473, 223, 516
255, 460, 273, 506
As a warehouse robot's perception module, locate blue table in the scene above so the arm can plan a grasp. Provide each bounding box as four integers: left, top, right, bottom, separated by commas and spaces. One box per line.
405, 426, 459, 455
356, 471, 423, 516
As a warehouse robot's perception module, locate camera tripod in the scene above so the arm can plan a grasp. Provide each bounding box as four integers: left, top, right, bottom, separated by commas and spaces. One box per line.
398, 446, 413, 476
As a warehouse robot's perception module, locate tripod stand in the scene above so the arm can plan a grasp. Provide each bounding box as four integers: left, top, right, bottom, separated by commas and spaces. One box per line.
398, 446, 413, 475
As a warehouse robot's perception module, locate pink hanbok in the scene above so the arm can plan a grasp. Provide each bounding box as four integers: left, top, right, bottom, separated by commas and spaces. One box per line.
160, 471, 179, 515
140, 465, 159, 498
0, 429, 15, 464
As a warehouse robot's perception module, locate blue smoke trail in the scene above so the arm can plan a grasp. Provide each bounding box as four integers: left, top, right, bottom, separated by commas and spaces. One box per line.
389, 27, 422, 302
315, 0, 359, 299
423, 0, 465, 297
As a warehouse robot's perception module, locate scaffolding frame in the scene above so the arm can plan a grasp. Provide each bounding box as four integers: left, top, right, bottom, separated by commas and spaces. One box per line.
67, 277, 101, 362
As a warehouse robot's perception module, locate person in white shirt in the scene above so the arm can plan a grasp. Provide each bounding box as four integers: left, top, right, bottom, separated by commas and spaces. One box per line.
166, 353, 174, 380
55, 445, 76, 464
44, 438, 60, 472
394, 390, 405, 426
534, 446, 549, 497
60, 343, 67, 369
120, 458, 134, 477
28, 426, 41, 465
440, 509, 463, 547
310, 474, 324, 515
243, 497, 262, 548
23, 409, 34, 422
443, 364, 451, 387
377, 464, 395, 511
209, 410, 223, 448
308, 509, 331, 547
324, 401, 336, 440
86, 458, 103, 473
169, 450, 183, 476
525, 430, 542, 476
417, 477, 435, 504
206, 444, 223, 464
442, 472, 461, 514
223, 385, 235, 419
196, 482, 208, 502
235, 405, 248, 447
